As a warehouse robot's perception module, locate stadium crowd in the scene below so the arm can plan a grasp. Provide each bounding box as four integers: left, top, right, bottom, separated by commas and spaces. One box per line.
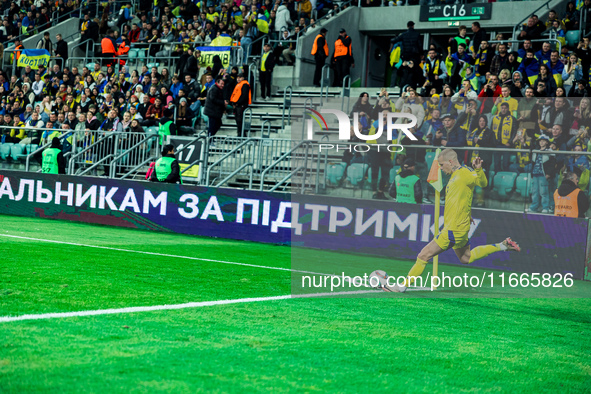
348, 13, 591, 212
0, 0, 589, 213
0, 0, 349, 147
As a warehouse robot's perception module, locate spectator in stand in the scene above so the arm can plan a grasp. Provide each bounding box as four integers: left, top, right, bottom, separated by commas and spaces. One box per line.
101, 29, 117, 67
470, 22, 486, 57
528, 134, 554, 213
517, 49, 540, 86
575, 37, 591, 74
422, 48, 446, 93
473, 40, 491, 90
490, 43, 508, 76
563, 53, 583, 94
204, 76, 227, 138
534, 64, 558, 97
491, 102, 518, 171
55, 34, 68, 65
433, 113, 467, 148
518, 17, 543, 41
397, 59, 423, 92
36, 32, 52, 52
478, 74, 501, 114
535, 42, 552, 64
390, 21, 421, 65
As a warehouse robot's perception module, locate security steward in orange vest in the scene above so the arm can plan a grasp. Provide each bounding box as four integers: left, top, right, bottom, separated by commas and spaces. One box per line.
311, 28, 328, 87
230, 73, 251, 137
13, 39, 23, 63
101, 29, 117, 67
332, 28, 354, 88
554, 172, 589, 218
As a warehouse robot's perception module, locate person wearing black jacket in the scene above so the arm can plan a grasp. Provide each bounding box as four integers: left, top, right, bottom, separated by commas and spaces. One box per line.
390, 21, 421, 64
150, 144, 181, 184
260, 43, 275, 100
389, 158, 423, 204
332, 29, 355, 88
55, 34, 68, 64
311, 28, 328, 87
204, 76, 227, 137
230, 73, 251, 137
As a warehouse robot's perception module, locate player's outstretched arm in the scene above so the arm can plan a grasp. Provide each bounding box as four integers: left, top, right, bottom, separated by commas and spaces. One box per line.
472, 157, 488, 188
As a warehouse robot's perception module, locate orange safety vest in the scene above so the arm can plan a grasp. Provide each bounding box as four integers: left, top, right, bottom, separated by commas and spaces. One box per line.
334, 36, 352, 58
554, 188, 581, 218
230, 80, 251, 105
15, 44, 23, 61
101, 37, 116, 55
311, 34, 328, 57
117, 42, 130, 58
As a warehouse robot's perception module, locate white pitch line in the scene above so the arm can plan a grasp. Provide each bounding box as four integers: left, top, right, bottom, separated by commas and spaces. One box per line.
0, 233, 329, 277
0, 234, 429, 323
0, 290, 384, 323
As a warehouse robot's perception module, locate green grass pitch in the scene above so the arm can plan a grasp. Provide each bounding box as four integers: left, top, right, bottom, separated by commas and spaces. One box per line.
1, 215, 590, 392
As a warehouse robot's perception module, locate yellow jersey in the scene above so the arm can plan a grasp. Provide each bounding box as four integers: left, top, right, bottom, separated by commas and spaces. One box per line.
444, 166, 487, 232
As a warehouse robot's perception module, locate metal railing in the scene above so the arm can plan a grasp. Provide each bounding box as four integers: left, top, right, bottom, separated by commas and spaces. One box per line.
108, 132, 160, 179
486, 38, 562, 55
512, 0, 553, 41
282, 86, 293, 129
206, 137, 257, 187
68, 130, 121, 176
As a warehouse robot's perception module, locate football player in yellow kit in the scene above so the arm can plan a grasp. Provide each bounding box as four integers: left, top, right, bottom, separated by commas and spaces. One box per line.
391, 148, 521, 292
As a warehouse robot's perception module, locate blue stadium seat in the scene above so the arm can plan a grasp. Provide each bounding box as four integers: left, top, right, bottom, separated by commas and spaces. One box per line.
493, 171, 518, 200
137, 49, 147, 59
509, 154, 517, 164
0, 143, 13, 160
326, 162, 346, 185
10, 144, 25, 161
389, 165, 401, 183
566, 31, 580, 47
28, 144, 39, 155
347, 163, 368, 186
128, 49, 138, 58
515, 173, 532, 198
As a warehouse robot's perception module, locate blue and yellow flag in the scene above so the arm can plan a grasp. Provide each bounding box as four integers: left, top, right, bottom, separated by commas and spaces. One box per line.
256, 14, 269, 34
17, 49, 50, 70
210, 34, 233, 47
197, 46, 231, 69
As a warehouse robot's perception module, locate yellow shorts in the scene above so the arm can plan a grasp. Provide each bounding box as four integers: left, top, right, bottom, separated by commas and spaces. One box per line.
434, 229, 470, 251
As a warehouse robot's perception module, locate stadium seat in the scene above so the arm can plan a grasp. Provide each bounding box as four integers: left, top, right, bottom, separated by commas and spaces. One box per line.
425, 151, 436, 169
347, 163, 368, 186
566, 31, 580, 47
326, 162, 346, 185
128, 49, 138, 58
147, 63, 160, 68
28, 144, 39, 155
515, 173, 532, 199
10, 144, 25, 161
389, 165, 400, 183
493, 171, 518, 200
146, 126, 158, 135
137, 49, 147, 59
0, 143, 13, 160
509, 154, 517, 164
488, 170, 495, 188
